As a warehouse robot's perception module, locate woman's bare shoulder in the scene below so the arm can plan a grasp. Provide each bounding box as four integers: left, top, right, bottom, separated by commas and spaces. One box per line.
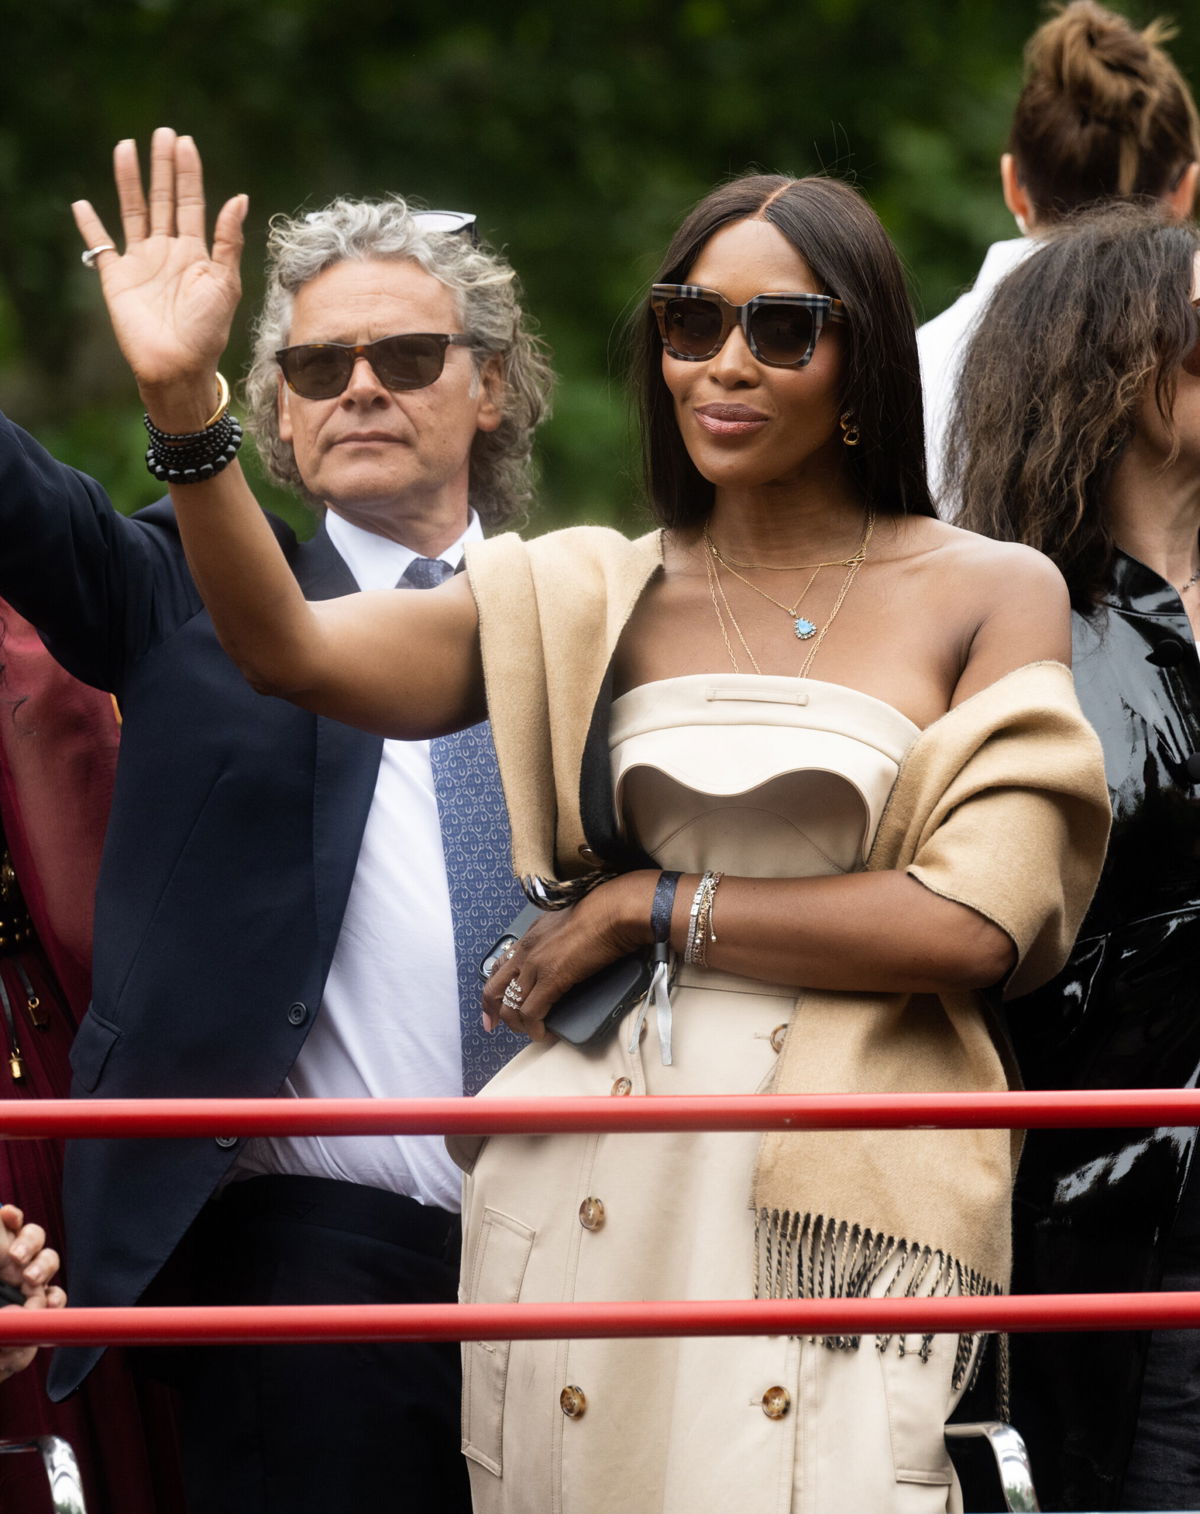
899, 516, 1067, 601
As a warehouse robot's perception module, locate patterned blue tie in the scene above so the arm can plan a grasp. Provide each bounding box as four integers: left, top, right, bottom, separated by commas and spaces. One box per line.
402, 556, 525, 1094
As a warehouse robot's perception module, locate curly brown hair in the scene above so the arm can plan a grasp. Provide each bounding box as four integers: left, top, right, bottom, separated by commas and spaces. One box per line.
949, 202, 1200, 609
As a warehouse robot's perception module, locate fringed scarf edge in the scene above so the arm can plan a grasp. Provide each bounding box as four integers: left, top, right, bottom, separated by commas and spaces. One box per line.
754, 1207, 1001, 1391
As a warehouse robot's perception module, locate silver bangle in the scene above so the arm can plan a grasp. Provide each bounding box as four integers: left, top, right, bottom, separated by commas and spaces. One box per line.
684, 871, 723, 967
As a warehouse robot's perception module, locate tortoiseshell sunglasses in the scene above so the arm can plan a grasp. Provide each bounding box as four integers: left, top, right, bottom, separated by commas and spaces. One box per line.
650, 284, 846, 369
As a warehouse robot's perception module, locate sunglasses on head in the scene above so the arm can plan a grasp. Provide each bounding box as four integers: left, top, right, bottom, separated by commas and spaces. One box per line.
650, 284, 846, 368
276, 332, 477, 400
303, 208, 479, 244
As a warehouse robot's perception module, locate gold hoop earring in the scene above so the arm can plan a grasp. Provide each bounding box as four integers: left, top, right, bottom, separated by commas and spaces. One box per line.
839, 411, 860, 447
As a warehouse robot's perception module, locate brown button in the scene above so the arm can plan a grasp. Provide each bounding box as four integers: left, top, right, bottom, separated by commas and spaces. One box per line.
770, 1024, 788, 1054
761, 1385, 791, 1420
611, 1076, 633, 1097
579, 1197, 606, 1231
560, 1385, 587, 1419
578, 844, 600, 863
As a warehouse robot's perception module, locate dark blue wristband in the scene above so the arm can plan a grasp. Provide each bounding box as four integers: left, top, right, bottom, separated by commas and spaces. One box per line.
650, 870, 682, 944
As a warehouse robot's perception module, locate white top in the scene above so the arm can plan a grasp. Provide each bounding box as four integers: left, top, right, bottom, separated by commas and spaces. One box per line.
231, 507, 482, 1212
917, 238, 1034, 512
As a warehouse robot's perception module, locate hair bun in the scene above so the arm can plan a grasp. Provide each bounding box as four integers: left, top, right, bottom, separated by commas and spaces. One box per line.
1029, 0, 1166, 133
1010, 0, 1198, 213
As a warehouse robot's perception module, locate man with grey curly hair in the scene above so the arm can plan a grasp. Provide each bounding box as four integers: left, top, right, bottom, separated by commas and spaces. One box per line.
245, 197, 550, 528
0, 177, 553, 1514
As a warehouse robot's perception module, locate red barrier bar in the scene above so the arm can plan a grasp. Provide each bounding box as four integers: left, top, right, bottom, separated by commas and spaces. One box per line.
1, 1090, 1200, 1139
2, 1293, 1200, 1347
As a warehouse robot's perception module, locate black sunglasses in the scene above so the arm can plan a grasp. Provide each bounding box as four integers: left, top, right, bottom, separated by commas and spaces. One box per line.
650, 283, 846, 368
276, 332, 477, 400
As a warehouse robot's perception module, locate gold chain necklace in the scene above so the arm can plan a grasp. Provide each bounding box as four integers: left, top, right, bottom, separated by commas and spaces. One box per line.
702, 509, 875, 678
704, 543, 761, 674
706, 535, 869, 572
704, 512, 875, 641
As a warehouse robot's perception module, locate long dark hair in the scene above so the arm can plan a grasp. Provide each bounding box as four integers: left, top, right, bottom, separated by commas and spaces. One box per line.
632, 174, 934, 529
950, 202, 1200, 609
1010, 1, 1200, 220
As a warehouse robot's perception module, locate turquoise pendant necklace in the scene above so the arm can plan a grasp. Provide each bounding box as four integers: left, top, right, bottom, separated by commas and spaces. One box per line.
702, 532, 824, 640
703, 516, 875, 645
704, 512, 876, 677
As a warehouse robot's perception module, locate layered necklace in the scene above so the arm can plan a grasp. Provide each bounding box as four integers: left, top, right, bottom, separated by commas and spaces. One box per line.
702, 510, 875, 677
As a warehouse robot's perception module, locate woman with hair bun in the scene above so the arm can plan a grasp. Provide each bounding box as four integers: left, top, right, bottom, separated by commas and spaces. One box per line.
920, 0, 1200, 506
950, 202, 1200, 1512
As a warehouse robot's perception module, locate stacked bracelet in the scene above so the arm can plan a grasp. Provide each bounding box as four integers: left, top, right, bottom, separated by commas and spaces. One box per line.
143, 372, 243, 484
684, 870, 723, 968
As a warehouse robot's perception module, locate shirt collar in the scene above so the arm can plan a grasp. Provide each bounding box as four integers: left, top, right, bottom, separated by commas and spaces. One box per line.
323, 507, 483, 592
971, 238, 1036, 299
1101, 545, 1195, 621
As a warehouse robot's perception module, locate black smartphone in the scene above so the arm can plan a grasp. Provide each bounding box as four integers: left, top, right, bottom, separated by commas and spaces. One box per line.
479, 906, 656, 1047
0, 1279, 26, 1307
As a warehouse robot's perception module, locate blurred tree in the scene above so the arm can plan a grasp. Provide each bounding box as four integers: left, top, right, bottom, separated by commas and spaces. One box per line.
0, 0, 1191, 533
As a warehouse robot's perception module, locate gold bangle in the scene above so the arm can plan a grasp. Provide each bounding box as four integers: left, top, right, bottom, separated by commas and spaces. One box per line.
202, 372, 231, 431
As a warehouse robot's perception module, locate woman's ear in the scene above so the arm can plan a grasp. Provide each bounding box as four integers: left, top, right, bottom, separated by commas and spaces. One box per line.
1000, 154, 1035, 235
1165, 161, 1200, 222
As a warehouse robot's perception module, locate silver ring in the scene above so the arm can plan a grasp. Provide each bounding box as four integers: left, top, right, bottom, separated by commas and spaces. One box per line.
502, 978, 525, 1011
80, 243, 116, 269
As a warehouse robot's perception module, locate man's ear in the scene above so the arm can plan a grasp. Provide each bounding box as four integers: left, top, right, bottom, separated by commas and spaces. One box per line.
1000, 153, 1035, 234
475, 354, 505, 434
277, 372, 293, 443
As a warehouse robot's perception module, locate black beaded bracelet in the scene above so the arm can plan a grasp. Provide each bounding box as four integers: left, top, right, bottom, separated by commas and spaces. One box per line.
144, 414, 244, 484
650, 870, 682, 944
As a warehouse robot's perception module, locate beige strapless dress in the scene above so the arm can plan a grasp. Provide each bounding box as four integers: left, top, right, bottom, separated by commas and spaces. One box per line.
456, 676, 972, 1514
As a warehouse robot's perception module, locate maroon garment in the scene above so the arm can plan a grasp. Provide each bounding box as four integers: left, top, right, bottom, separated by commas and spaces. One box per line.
0, 602, 185, 1514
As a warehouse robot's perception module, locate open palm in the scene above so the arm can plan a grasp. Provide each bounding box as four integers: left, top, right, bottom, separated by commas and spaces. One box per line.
72, 128, 247, 392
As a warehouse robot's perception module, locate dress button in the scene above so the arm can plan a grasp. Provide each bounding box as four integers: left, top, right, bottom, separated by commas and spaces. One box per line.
560, 1385, 587, 1419
770, 1024, 788, 1054
578, 844, 600, 863
579, 1197, 606, 1231
611, 1077, 633, 1097
1147, 636, 1188, 667
761, 1385, 791, 1420
215, 1135, 238, 1149
287, 1001, 309, 1026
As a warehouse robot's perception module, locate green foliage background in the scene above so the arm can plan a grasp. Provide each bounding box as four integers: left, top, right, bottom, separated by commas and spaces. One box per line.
2, 0, 1193, 537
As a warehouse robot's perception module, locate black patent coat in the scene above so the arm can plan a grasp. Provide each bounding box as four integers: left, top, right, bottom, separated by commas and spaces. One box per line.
1007, 548, 1200, 1511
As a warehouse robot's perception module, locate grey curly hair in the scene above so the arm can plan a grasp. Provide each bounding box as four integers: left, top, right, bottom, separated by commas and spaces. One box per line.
244, 197, 554, 525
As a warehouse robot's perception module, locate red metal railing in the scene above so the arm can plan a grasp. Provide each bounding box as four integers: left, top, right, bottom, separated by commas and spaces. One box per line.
0, 1090, 1194, 1348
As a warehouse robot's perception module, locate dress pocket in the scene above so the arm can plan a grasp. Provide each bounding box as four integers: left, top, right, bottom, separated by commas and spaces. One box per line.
461, 1206, 535, 1475
878, 1336, 958, 1505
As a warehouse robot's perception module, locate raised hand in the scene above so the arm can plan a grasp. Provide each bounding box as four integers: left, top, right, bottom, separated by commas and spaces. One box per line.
71, 128, 248, 421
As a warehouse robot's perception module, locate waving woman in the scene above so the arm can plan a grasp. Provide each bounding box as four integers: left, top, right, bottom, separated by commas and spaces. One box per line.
72, 130, 1109, 1513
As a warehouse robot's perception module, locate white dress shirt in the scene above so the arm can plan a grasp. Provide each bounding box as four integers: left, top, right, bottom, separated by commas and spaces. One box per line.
917, 238, 1034, 513
232, 507, 482, 1212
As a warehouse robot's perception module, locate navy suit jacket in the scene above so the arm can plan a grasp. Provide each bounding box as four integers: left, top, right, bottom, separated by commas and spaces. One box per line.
0, 416, 393, 1397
